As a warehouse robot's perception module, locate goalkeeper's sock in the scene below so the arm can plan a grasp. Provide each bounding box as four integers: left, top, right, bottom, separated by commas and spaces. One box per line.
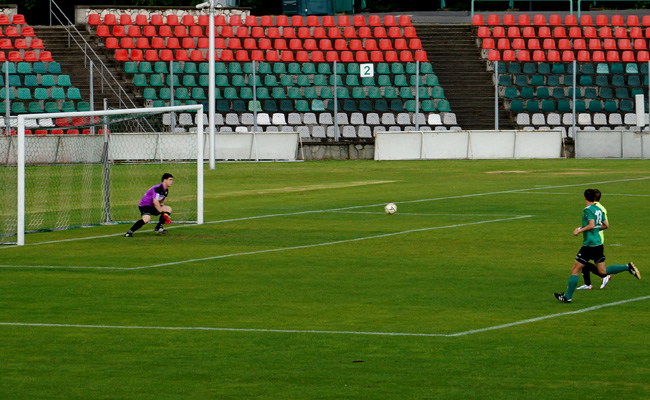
565, 274, 579, 300
129, 219, 146, 233
606, 264, 629, 275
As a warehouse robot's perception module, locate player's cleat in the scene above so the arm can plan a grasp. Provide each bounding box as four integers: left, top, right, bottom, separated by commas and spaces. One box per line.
628, 262, 641, 280
600, 275, 611, 289
155, 228, 167, 235
163, 214, 172, 225
554, 292, 572, 303
576, 284, 592, 290
124, 231, 133, 237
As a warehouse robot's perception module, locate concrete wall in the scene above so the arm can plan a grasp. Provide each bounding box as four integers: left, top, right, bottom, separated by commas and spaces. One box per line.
575, 130, 650, 159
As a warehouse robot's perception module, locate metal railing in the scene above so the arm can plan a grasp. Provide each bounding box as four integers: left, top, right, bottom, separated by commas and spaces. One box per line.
471, 0, 574, 17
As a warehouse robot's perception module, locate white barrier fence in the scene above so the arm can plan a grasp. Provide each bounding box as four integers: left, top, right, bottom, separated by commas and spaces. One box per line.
375, 130, 564, 160
0, 132, 301, 163
575, 130, 649, 159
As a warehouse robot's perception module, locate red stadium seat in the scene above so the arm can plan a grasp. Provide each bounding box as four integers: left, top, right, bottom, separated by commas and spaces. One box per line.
398, 15, 411, 26
274, 38, 287, 50
220, 26, 234, 38
127, 25, 142, 37
622, 51, 635, 62
502, 50, 515, 61
472, 14, 485, 26
502, 14, 515, 26
543, 38, 556, 50
260, 15, 273, 27
606, 50, 620, 62
145, 49, 159, 61
497, 38, 510, 50
190, 26, 204, 37
143, 26, 157, 37
373, 27, 387, 38
591, 50, 605, 62
588, 39, 601, 50
105, 37, 119, 49
236, 26, 250, 38
481, 38, 495, 50
547, 50, 561, 62
322, 15, 335, 27
409, 38, 422, 50
340, 50, 354, 62
564, 15, 577, 26
265, 50, 279, 62
614, 27, 627, 39
282, 27, 296, 39
533, 14, 546, 26
630, 27, 643, 39
527, 38, 540, 50
266, 27, 280, 38
638, 51, 650, 62
595, 15, 608, 26
310, 51, 324, 62
38, 50, 54, 62
167, 37, 181, 49
384, 50, 398, 62
517, 50, 530, 61
343, 26, 357, 38
568, 27, 582, 38
492, 26, 505, 38
558, 38, 571, 50
507, 26, 520, 37
30, 38, 45, 49
349, 39, 363, 51
399, 50, 413, 62
634, 38, 647, 50
553, 27, 566, 38
388, 26, 402, 38
230, 15, 242, 26
359, 26, 372, 38
370, 50, 383, 62
414, 50, 428, 61
159, 49, 173, 61
326, 51, 339, 62
120, 37, 134, 49
580, 15, 593, 25
120, 14, 133, 25
104, 13, 117, 25
166, 15, 179, 26
219, 49, 234, 61
354, 15, 366, 27
364, 39, 378, 51
289, 38, 302, 50
158, 25, 172, 37
245, 15, 257, 26
571, 38, 585, 50
562, 50, 576, 61
291, 15, 304, 26
477, 26, 490, 38
276, 15, 289, 27
135, 14, 149, 25
627, 15, 640, 26
603, 38, 616, 50
356, 50, 369, 62
214, 15, 226, 26
88, 14, 101, 26
173, 26, 188, 38
487, 49, 500, 61
112, 25, 126, 37
618, 39, 631, 50
538, 27, 551, 38
583, 27, 597, 38
243, 38, 257, 49
404, 26, 417, 38
598, 27, 612, 38
549, 14, 562, 26
280, 50, 294, 62
384, 15, 397, 26
150, 14, 164, 26
517, 14, 531, 26
487, 14, 499, 26
235, 49, 249, 61
522, 26, 535, 38
532, 50, 546, 61
369, 14, 382, 26
182, 37, 197, 49
512, 38, 525, 50
611, 15, 624, 26
190, 50, 205, 61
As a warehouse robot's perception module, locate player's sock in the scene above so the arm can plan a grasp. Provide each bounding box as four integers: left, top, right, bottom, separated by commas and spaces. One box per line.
162, 212, 172, 225
606, 264, 629, 275
565, 275, 579, 300
586, 262, 607, 278
128, 219, 146, 233
582, 267, 592, 286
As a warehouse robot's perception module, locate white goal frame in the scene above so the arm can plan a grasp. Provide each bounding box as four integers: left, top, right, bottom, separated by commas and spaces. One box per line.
15, 104, 204, 246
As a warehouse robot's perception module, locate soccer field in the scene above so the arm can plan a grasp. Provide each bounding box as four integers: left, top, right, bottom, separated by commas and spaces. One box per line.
1, 159, 649, 399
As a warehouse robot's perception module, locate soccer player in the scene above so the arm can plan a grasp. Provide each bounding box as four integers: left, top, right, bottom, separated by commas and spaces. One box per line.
124, 173, 173, 237
554, 189, 641, 303
577, 189, 611, 290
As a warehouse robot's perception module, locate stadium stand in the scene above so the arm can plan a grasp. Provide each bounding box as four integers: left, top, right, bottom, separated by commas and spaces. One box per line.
475, 13, 650, 135
90, 12, 453, 139
0, 13, 89, 133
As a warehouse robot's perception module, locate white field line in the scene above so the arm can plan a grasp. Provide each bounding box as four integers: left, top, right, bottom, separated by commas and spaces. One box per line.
2, 295, 648, 338
2, 175, 648, 250
0, 215, 533, 271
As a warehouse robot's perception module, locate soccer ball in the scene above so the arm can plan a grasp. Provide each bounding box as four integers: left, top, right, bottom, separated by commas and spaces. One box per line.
384, 203, 397, 215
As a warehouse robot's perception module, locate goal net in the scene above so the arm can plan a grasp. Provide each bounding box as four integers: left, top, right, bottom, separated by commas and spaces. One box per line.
0, 104, 204, 245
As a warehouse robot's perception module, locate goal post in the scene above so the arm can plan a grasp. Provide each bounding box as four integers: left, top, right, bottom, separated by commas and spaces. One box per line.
2, 104, 204, 246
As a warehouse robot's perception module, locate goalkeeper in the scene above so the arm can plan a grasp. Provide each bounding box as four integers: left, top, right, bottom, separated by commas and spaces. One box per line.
124, 173, 173, 237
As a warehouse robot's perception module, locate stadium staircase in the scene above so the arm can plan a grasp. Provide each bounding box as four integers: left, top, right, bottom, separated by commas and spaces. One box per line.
417, 24, 514, 130
30, 26, 133, 110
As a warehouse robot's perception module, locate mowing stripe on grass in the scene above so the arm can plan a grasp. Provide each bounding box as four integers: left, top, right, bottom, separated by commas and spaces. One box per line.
2, 295, 648, 337
2, 175, 648, 250
0, 215, 533, 271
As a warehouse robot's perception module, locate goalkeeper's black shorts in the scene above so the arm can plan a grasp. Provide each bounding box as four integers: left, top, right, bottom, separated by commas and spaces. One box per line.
139, 206, 160, 216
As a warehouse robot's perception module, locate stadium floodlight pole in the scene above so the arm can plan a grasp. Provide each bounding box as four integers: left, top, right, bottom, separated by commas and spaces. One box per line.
334, 60, 339, 141
415, 59, 420, 132
196, 0, 217, 170
494, 60, 499, 130
572, 60, 576, 139
4, 61, 9, 135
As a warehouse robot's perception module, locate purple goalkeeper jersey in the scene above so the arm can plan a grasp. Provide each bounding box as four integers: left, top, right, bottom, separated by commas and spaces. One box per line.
139, 183, 168, 207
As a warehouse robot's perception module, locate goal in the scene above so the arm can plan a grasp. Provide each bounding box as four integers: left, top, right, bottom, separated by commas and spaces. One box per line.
1, 105, 204, 245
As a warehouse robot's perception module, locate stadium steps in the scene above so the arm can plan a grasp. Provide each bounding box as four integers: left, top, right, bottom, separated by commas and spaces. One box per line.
417, 24, 515, 130
30, 26, 139, 110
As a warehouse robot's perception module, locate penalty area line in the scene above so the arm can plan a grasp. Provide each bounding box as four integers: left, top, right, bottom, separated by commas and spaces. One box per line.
2, 296, 647, 338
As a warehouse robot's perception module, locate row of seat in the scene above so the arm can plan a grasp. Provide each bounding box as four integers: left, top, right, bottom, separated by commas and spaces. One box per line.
482, 37, 650, 51
507, 98, 640, 114
1, 100, 91, 114
114, 48, 427, 63
124, 60, 436, 75
485, 49, 650, 62
1, 60, 62, 74
0, 50, 54, 62
500, 73, 647, 88
132, 73, 440, 89
0, 37, 45, 49
517, 112, 648, 128
1, 87, 82, 101
473, 13, 650, 27
495, 61, 646, 75
0, 14, 27, 25
144, 97, 451, 113
0, 25, 36, 37
97, 24, 419, 41
478, 25, 650, 40
1, 74, 72, 86
106, 36, 425, 52
89, 13, 413, 29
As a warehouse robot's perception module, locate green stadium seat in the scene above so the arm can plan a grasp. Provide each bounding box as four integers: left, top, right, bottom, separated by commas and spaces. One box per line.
514, 75, 528, 86
328, 75, 343, 86
12, 102, 27, 113
508, 63, 522, 74
303, 86, 317, 99
231, 100, 246, 112
215, 74, 229, 86
263, 100, 277, 112
67, 88, 82, 100
399, 87, 413, 99
361, 77, 375, 86
557, 99, 571, 112
183, 75, 197, 87
391, 63, 405, 74
619, 100, 634, 112
377, 75, 391, 86
525, 100, 540, 112
568, 88, 582, 98
222, 87, 237, 100
552, 88, 565, 99
530, 75, 545, 86
343, 99, 356, 112
311, 99, 325, 111
537, 63, 550, 74
383, 87, 398, 99
600, 87, 614, 99
394, 75, 408, 86
320, 86, 333, 99
368, 86, 382, 99
541, 100, 555, 112
615, 87, 629, 99
628, 75, 641, 87
239, 87, 253, 99
345, 75, 359, 86
141, 87, 157, 100
153, 61, 167, 74
8, 75, 21, 86
17, 62, 32, 74
421, 62, 434, 74
58, 75, 72, 86
417, 87, 430, 99
293, 99, 308, 112
523, 62, 536, 74
51, 87, 66, 100
191, 87, 206, 100
139, 61, 154, 73
17, 88, 31, 100
149, 75, 164, 87
610, 63, 624, 74
34, 88, 49, 100
41, 75, 56, 86
337, 87, 351, 99
184, 62, 198, 74
166, 75, 180, 87
596, 63, 609, 74
1, 63, 16, 73
284, 87, 299, 99
536, 87, 550, 99
376, 63, 390, 74
124, 61, 138, 74
279, 99, 294, 112
159, 87, 172, 100
33, 62, 47, 74
390, 99, 404, 112
499, 75, 513, 86
374, 99, 388, 111
133, 74, 148, 86
28, 101, 43, 113
347, 62, 360, 74
303, 63, 317, 74
271, 87, 287, 99
421, 99, 436, 112
574, 100, 586, 112
431, 86, 445, 99
359, 99, 373, 112
45, 101, 60, 112
588, 100, 602, 112
248, 100, 262, 112
25, 75, 40, 87
61, 101, 76, 112
426, 75, 440, 86
509, 99, 524, 112
504, 86, 518, 99
551, 63, 565, 74
584, 88, 597, 99
258, 62, 272, 74
611, 75, 625, 86
603, 100, 618, 112
546, 75, 560, 86
152, 100, 166, 107
436, 99, 451, 112
580, 63, 594, 74
77, 101, 90, 111
595, 75, 608, 86
631, 87, 644, 97
48, 62, 62, 74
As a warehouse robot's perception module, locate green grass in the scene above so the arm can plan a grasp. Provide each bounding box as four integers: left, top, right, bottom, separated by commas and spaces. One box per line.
1, 159, 649, 399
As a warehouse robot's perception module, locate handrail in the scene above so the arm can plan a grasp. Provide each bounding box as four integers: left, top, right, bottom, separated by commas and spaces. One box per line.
471, 0, 574, 17
48, 0, 141, 111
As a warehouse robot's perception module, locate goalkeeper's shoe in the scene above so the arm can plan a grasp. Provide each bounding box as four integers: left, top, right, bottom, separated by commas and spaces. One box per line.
600, 275, 611, 289
124, 231, 133, 237
628, 262, 641, 280
155, 227, 168, 235
163, 214, 172, 225
576, 284, 592, 290
554, 292, 572, 303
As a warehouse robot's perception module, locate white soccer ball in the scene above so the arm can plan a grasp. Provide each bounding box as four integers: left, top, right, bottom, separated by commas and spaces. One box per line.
384, 203, 397, 215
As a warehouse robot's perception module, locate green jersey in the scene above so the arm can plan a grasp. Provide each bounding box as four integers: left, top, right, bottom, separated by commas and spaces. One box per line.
594, 201, 607, 244
582, 203, 605, 246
